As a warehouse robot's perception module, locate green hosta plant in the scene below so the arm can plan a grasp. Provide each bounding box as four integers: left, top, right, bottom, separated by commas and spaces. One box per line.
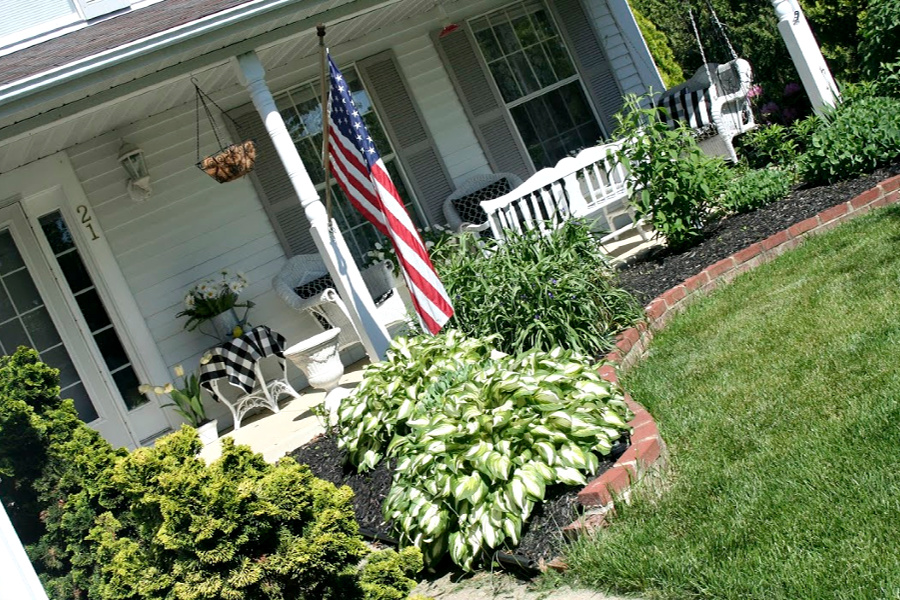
337, 332, 632, 570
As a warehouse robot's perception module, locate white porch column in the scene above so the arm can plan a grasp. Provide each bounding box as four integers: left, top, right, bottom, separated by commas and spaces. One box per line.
1, 503, 49, 600
771, 0, 840, 114
234, 51, 390, 362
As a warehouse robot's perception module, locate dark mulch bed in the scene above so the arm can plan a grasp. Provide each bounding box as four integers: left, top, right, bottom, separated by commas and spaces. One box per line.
288, 433, 627, 567
617, 163, 900, 304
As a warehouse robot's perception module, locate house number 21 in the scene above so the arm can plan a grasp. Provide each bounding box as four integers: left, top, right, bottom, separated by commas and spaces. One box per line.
76, 205, 100, 241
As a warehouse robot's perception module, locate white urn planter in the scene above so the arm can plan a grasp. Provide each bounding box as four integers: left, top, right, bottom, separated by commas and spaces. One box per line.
284, 328, 351, 421
196, 419, 219, 446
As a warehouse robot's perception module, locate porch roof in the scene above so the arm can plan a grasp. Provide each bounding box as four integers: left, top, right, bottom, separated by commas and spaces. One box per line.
0, 0, 255, 87
0, 0, 449, 173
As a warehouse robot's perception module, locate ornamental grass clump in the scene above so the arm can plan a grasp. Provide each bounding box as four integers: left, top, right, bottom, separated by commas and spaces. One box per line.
337, 332, 632, 570
436, 220, 642, 358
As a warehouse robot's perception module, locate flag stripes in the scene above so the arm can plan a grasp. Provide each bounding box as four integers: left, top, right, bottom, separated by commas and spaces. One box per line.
325, 52, 453, 333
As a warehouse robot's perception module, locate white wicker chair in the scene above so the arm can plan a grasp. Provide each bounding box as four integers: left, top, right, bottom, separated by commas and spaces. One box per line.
272, 255, 408, 351
443, 172, 524, 233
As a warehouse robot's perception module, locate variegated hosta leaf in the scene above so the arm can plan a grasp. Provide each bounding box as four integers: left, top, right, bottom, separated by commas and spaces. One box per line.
334, 331, 632, 570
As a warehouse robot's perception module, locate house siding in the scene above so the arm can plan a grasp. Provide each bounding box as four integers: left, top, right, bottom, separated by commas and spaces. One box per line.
392, 34, 491, 187
583, 0, 649, 97
66, 104, 322, 423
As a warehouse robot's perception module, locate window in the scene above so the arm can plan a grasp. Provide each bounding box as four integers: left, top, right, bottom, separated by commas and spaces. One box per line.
274, 68, 425, 265
471, 1, 603, 169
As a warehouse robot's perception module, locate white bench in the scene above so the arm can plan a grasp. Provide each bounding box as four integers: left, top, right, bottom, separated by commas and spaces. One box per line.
478, 141, 649, 245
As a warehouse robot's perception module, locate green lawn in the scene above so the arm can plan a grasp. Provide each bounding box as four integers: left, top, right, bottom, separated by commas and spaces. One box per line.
558, 205, 900, 599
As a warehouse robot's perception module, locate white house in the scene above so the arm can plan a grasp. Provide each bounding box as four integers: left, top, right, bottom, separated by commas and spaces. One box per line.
0, 0, 663, 449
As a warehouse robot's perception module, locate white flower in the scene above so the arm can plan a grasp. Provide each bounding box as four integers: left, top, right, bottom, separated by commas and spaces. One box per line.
374, 242, 383, 250
163, 383, 175, 394
153, 386, 166, 394
424, 226, 432, 233
205, 289, 217, 299
425, 241, 435, 249
184, 294, 195, 309
138, 384, 152, 394
174, 364, 184, 378
228, 281, 242, 293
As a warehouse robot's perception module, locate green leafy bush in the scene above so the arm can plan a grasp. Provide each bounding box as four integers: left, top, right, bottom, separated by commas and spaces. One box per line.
737, 125, 799, 169
799, 95, 900, 184
719, 167, 795, 214
615, 96, 730, 250
436, 221, 641, 357
337, 332, 632, 570
858, 0, 900, 80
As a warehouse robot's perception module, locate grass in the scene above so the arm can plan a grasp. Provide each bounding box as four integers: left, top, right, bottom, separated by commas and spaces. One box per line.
556, 205, 900, 599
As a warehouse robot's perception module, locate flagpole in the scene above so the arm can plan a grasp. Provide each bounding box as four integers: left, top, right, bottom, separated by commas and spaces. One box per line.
317, 23, 333, 232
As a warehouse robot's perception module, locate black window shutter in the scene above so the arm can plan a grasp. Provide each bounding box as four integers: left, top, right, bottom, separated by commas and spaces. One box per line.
231, 108, 316, 257
550, 0, 624, 137
357, 50, 454, 226
433, 25, 533, 181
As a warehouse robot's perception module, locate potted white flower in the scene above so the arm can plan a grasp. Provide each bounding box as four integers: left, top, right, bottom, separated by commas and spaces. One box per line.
177, 271, 254, 342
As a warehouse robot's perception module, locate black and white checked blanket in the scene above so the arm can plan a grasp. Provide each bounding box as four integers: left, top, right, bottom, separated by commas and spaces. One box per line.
199, 325, 286, 395
655, 87, 715, 131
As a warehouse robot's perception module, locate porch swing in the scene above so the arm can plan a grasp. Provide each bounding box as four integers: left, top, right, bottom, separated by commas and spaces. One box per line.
654, 0, 756, 162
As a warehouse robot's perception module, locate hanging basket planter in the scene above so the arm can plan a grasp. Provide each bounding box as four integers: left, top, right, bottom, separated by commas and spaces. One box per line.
199, 140, 257, 183
194, 81, 257, 183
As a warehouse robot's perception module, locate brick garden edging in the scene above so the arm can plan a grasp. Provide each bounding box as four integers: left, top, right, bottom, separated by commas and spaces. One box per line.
545, 174, 900, 570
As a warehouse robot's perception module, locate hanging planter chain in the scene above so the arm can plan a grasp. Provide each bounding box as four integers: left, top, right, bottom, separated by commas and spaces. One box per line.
194, 80, 257, 183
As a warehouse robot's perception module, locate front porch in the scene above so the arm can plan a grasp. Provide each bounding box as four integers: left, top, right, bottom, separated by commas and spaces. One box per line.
198, 358, 368, 463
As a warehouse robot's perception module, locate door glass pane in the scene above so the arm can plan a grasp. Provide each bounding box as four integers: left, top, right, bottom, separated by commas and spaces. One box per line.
5, 268, 42, 313
0, 284, 16, 323
38, 211, 148, 411
22, 307, 62, 351
41, 345, 79, 387
56, 251, 92, 293
0, 318, 29, 355
0, 224, 101, 424
63, 382, 99, 423
0, 231, 25, 275
74, 288, 111, 333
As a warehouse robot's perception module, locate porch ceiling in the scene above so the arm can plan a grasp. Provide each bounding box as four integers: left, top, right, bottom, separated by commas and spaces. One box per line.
0, 0, 449, 174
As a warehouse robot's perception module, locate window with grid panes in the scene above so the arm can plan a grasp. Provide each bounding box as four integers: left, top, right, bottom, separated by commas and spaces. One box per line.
274, 68, 426, 265
471, 1, 604, 170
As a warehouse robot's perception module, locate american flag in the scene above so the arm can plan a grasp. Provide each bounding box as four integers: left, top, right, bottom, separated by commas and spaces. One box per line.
325, 53, 453, 334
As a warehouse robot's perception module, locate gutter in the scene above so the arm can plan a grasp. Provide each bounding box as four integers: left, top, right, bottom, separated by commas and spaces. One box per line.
0, 0, 348, 108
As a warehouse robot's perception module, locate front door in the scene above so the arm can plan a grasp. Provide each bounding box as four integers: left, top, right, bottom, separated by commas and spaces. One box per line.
0, 198, 169, 448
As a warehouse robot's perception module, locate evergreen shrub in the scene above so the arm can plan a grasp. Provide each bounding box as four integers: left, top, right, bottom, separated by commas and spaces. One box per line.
0, 348, 418, 600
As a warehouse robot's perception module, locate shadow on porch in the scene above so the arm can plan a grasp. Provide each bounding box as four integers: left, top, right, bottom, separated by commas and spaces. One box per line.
199, 359, 369, 464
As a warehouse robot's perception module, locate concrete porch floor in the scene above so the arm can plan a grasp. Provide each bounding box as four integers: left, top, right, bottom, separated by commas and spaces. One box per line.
198, 359, 369, 464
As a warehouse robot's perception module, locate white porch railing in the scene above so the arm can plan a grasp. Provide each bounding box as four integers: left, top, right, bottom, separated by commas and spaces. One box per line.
476, 139, 649, 245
